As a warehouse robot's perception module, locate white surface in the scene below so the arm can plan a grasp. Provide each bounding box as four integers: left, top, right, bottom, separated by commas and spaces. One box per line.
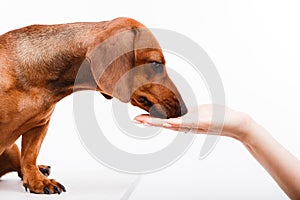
1, 0, 300, 199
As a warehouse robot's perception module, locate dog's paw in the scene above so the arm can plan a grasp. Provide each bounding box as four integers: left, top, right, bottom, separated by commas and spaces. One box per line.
23, 174, 66, 194
38, 165, 51, 177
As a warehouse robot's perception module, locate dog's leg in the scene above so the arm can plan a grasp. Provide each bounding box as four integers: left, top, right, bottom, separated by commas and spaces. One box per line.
0, 144, 21, 178
21, 123, 65, 194
0, 144, 51, 179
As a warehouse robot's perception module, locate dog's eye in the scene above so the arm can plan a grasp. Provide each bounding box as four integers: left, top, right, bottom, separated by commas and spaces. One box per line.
151, 62, 164, 73
138, 96, 153, 107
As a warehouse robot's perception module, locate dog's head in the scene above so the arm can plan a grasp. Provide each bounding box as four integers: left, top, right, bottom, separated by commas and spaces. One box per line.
87, 18, 187, 118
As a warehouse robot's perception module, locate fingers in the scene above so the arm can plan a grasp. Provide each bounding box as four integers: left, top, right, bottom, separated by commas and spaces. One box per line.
133, 114, 210, 135
134, 114, 201, 129
134, 114, 166, 127
134, 117, 186, 132
133, 114, 149, 123
134, 115, 180, 128
134, 114, 183, 128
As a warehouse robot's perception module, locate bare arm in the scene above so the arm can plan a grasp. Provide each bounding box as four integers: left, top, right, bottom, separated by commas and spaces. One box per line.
134, 105, 300, 199
242, 122, 300, 200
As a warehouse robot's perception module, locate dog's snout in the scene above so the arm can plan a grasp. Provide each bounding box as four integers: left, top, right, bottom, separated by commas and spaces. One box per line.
166, 99, 188, 118
147, 101, 187, 119
131, 85, 188, 119
149, 105, 167, 119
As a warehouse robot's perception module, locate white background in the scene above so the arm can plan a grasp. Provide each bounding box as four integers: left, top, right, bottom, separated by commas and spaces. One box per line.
1, 0, 300, 199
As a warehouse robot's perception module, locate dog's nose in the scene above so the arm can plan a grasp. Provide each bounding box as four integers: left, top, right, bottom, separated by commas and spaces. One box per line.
180, 103, 188, 116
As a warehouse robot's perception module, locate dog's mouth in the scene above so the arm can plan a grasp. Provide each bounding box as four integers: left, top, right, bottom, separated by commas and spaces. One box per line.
130, 95, 187, 119
130, 96, 164, 118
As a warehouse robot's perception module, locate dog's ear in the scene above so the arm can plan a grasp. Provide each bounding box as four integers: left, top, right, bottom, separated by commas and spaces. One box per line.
75, 58, 113, 100
86, 29, 138, 102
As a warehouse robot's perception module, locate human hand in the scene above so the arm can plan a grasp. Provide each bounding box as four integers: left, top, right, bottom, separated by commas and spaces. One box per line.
136, 105, 300, 199
134, 104, 253, 142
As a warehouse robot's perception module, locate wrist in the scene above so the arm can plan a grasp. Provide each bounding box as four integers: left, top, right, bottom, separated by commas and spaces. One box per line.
238, 115, 266, 145
231, 113, 257, 143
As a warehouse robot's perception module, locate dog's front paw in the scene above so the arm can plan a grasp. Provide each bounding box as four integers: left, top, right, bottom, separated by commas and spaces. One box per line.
22, 172, 66, 194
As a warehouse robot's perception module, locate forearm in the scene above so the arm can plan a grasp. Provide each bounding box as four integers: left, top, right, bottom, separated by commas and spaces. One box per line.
240, 121, 300, 199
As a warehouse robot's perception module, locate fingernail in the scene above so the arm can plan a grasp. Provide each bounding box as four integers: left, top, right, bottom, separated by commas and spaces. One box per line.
163, 123, 172, 128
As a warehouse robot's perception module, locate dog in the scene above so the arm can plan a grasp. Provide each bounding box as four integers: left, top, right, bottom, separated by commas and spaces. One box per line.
0, 17, 187, 194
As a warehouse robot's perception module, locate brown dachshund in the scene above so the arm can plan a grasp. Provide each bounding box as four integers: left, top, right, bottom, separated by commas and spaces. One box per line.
0, 17, 187, 194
